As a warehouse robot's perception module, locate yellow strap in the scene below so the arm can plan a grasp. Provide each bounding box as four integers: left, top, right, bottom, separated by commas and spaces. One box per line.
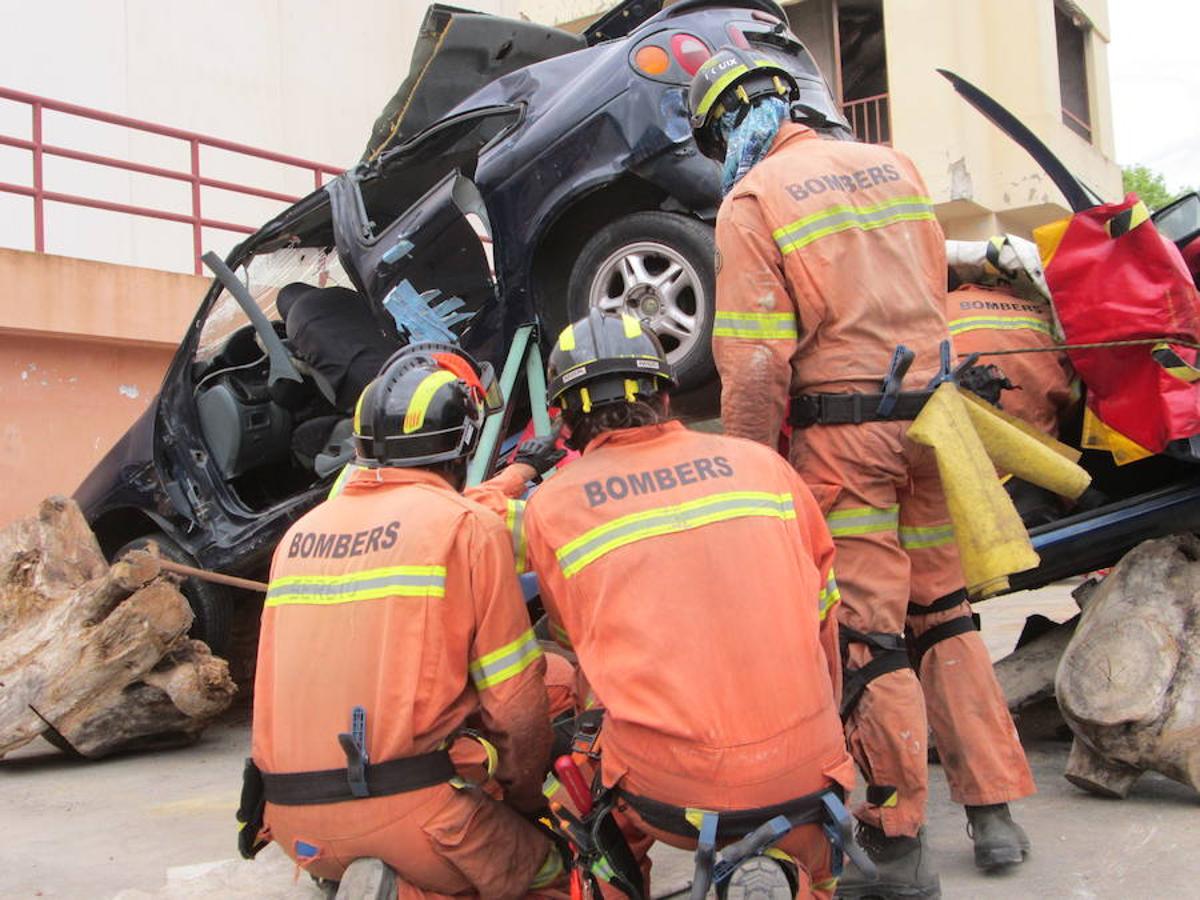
580, 386, 592, 413
1080, 407, 1154, 466
621, 313, 642, 339
1152, 342, 1200, 383
1106, 200, 1151, 239
403, 370, 457, 434
557, 324, 576, 352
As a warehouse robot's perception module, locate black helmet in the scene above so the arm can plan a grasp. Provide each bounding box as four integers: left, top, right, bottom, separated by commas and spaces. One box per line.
352, 342, 499, 467
546, 310, 677, 414
688, 47, 797, 160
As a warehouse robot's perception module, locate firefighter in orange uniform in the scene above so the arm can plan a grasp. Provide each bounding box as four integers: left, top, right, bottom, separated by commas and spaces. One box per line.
688, 49, 1035, 896
523, 310, 858, 899
946, 236, 1077, 524
945, 236, 1074, 437
240, 344, 565, 899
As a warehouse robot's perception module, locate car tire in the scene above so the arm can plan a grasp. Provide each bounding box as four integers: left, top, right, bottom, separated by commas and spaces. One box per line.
115, 533, 233, 660
567, 211, 716, 389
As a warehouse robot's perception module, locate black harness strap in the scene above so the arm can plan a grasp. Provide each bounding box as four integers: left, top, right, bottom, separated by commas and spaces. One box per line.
910, 615, 980, 669
260, 749, 456, 806
839, 627, 911, 721
907, 588, 969, 617
789, 391, 932, 428
617, 784, 840, 841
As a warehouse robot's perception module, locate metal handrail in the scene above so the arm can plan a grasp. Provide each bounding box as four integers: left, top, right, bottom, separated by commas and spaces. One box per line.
0, 86, 342, 274
840, 92, 891, 146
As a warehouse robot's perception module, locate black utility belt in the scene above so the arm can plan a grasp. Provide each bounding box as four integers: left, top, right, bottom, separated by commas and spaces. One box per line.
259, 748, 456, 806
617, 783, 842, 841
789, 391, 932, 428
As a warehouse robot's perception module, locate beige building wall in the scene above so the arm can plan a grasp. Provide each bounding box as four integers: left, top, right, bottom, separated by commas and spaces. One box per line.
0, 249, 205, 526
0, 0, 523, 274
881, 0, 1121, 238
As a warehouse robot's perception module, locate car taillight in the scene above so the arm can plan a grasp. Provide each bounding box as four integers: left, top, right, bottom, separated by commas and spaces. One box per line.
670, 33, 711, 75
633, 44, 671, 76
725, 24, 751, 49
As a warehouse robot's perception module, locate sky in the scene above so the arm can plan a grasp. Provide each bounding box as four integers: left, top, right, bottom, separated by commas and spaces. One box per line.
1108, 0, 1200, 192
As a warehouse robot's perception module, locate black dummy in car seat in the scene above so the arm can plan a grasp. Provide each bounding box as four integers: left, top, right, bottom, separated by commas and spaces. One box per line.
277, 283, 402, 412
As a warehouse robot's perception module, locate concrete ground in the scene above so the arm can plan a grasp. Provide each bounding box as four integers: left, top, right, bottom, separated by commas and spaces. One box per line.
2, 584, 1198, 899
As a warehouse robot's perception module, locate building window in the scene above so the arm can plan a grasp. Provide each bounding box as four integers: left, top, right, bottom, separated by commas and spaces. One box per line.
1055, 3, 1092, 142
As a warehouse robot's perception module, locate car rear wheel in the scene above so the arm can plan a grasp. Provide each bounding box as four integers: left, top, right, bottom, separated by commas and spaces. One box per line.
567, 211, 715, 389
115, 533, 233, 660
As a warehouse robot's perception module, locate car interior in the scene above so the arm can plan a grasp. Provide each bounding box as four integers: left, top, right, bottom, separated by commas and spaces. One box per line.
189, 246, 399, 511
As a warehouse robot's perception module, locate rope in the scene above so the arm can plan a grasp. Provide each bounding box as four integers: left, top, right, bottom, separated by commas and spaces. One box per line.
958, 338, 1200, 357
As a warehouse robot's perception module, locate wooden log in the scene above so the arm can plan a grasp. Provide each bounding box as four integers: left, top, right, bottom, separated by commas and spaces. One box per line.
0, 497, 236, 759
1056, 533, 1200, 797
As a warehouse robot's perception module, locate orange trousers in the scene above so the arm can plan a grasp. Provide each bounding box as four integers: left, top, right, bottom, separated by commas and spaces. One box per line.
260, 656, 579, 899
791, 421, 1034, 837
264, 782, 551, 899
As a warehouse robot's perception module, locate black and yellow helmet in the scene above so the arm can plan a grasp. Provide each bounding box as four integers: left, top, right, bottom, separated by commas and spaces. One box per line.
352, 342, 500, 467
688, 47, 798, 160
546, 310, 677, 414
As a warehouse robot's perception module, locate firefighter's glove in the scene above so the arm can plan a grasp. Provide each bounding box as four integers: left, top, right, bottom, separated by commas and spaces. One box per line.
958, 364, 1015, 407
514, 434, 566, 476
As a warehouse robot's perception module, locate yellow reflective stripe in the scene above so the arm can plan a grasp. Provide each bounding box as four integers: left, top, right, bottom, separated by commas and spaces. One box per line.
814, 878, 839, 892
266, 565, 447, 607
403, 370, 457, 434
591, 855, 617, 883
557, 323, 576, 351
327, 463, 355, 499
543, 773, 562, 799
353, 381, 372, 433
621, 313, 642, 338
826, 504, 899, 537
469, 627, 542, 690
696, 62, 750, 118
899, 522, 956, 550
550, 620, 574, 650
530, 842, 565, 889
818, 568, 841, 620
948, 315, 1052, 337
556, 491, 796, 578
713, 310, 798, 341
1152, 342, 1200, 383
1106, 200, 1151, 238
506, 500, 528, 573
773, 195, 936, 255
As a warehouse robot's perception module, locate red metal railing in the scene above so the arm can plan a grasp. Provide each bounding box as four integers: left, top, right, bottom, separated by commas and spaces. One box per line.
841, 93, 891, 146
0, 86, 343, 274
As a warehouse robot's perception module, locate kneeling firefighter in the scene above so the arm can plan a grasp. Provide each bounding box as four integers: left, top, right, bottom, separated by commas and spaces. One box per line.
688, 49, 1036, 896
239, 344, 566, 899
523, 310, 862, 899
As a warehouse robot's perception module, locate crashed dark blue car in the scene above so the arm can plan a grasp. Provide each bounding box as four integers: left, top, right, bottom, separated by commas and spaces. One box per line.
74, 0, 849, 655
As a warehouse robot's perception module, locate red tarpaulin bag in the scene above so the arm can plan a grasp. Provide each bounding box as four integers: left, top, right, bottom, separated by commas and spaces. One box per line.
1038, 193, 1200, 457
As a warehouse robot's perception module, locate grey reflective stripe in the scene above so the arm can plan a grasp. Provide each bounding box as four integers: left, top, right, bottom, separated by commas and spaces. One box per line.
825, 504, 900, 537
773, 196, 936, 255
898, 523, 956, 550
557, 492, 795, 578
267, 572, 445, 599
265, 567, 448, 607
469, 628, 542, 690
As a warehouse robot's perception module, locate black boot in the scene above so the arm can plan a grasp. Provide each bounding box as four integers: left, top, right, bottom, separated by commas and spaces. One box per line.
835, 822, 941, 899
965, 803, 1030, 870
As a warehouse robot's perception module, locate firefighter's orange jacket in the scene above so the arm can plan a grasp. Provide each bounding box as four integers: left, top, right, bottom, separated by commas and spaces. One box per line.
946, 283, 1074, 436
524, 421, 854, 808
712, 122, 949, 443
252, 465, 550, 813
